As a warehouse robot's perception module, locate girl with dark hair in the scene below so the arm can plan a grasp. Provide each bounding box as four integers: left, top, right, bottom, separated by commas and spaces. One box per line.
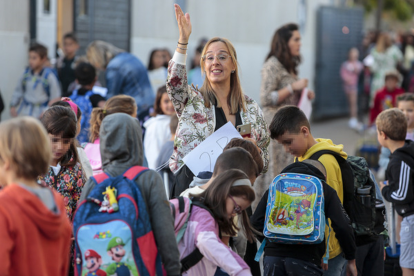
179, 169, 256, 275
38, 106, 86, 221
144, 86, 175, 169
148, 48, 168, 93
257, 23, 314, 208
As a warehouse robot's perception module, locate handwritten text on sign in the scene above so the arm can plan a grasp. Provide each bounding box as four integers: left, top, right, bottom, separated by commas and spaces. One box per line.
183, 122, 243, 176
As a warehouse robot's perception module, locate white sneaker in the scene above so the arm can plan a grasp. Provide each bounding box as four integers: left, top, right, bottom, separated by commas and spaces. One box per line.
349, 118, 358, 129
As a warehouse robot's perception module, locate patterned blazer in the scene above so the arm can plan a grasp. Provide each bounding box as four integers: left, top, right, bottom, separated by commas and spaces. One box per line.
166, 58, 270, 174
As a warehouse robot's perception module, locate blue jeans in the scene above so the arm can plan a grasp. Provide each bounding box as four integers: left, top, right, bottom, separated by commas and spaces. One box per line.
323, 253, 347, 276
263, 256, 323, 276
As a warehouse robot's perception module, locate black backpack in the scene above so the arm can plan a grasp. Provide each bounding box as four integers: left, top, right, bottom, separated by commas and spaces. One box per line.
307, 150, 384, 246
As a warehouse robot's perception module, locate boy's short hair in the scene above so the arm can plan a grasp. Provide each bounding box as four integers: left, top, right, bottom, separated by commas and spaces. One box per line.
384, 70, 400, 82
29, 43, 48, 59
223, 138, 264, 173
213, 147, 259, 180
63, 32, 78, 44
376, 108, 407, 141
75, 62, 96, 86
269, 105, 310, 139
0, 117, 51, 180
397, 93, 414, 104
170, 115, 178, 135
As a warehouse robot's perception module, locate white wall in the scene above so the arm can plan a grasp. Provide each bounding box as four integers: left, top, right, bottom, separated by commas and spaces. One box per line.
131, 0, 332, 104
37, 0, 58, 61
0, 0, 30, 121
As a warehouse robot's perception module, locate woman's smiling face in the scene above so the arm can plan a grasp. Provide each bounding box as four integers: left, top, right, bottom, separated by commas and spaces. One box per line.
203, 41, 236, 86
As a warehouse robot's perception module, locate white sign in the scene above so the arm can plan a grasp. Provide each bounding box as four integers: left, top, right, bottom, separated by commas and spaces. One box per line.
298, 88, 312, 120
183, 122, 242, 175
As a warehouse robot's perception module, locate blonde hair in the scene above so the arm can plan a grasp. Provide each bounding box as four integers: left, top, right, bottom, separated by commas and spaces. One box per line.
199, 37, 246, 114
376, 33, 392, 53
376, 108, 407, 141
86, 40, 124, 69
89, 95, 137, 142
0, 117, 51, 180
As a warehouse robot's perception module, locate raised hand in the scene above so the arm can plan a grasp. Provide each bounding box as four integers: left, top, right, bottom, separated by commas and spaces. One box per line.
174, 4, 192, 43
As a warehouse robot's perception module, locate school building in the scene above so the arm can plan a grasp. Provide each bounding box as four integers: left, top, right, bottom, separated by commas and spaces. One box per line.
0, 0, 362, 121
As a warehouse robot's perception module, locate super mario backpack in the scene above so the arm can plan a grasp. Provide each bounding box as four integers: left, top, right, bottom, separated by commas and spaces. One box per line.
73, 166, 163, 276
255, 173, 330, 263
70, 89, 94, 143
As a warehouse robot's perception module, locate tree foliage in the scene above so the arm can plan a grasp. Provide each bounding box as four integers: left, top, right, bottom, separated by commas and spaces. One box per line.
355, 0, 413, 21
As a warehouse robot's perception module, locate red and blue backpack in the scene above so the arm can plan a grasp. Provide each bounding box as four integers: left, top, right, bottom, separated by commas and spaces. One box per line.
73, 166, 163, 276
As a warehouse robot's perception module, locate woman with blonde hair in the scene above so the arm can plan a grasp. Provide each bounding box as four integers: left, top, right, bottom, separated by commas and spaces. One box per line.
86, 40, 154, 115
167, 4, 270, 200
369, 32, 403, 104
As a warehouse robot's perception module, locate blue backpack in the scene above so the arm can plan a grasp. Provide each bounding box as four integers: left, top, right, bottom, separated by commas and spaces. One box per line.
73, 166, 163, 276
255, 173, 330, 263
70, 89, 94, 143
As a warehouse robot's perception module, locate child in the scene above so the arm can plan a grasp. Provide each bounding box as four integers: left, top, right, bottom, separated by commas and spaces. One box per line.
144, 86, 176, 169
269, 105, 350, 275
340, 47, 363, 130
398, 93, 414, 140
70, 62, 106, 143
38, 106, 86, 221
178, 169, 255, 275
10, 43, 61, 118
180, 146, 259, 198
377, 108, 414, 275
85, 95, 137, 175
370, 71, 404, 125
51, 98, 93, 179
57, 32, 80, 96
79, 113, 181, 275
155, 114, 179, 193
0, 117, 72, 275
148, 49, 168, 93
251, 161, 357, 276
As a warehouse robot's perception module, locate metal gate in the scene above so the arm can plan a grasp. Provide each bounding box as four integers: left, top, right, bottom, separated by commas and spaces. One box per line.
313, 6, 364, 120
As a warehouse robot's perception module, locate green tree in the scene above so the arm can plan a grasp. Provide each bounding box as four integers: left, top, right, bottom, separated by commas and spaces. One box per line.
355, 0, 413, 21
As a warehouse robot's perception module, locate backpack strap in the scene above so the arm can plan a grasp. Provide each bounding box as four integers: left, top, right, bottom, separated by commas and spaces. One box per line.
93, 172, 110, 184
21, 67, 31, 93
123, 166, 148, 180
41, 68, 51, 99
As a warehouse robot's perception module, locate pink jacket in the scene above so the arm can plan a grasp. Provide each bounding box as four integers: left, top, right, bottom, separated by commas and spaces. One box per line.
83, 139, 103, 175
178, 206, 251, 276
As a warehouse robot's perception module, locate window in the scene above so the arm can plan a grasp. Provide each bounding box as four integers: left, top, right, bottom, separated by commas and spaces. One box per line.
79, 0, 88, 16
43, 0, 50, 13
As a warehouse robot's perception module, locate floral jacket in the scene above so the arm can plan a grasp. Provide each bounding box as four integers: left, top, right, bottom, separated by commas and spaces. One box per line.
38, 162, 86, 221
166, 53, 270, 174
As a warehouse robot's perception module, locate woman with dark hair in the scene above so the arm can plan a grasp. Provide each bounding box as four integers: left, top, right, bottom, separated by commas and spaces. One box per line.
257, 23, 314, 205
148, 48, 168, 93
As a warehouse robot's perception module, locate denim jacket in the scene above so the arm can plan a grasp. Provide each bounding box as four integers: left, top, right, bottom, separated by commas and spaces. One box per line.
106, 52, 154, 115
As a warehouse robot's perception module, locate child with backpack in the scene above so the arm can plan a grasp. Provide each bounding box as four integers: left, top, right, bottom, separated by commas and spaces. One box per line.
269, 105, 363, 275
10, 43, 61, 118
377, 108, 414, 276
171, 169, 256, 275
84, 95, 137, 175
38, 106, 86, 221
70, 62, 106, 143
251, 160, 357, 276
0, 117, 72, 276
78, 113, 181, 276
51, 98, 93, 180
144, 86, 176, 169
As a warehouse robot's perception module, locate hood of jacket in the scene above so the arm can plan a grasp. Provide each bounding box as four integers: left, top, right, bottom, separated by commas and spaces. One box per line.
298, 138, 348, 161
394, 140, 414, 158
100, 113, 143, 176
0, 185, 69, 239
281, 162, 326, 182
143, 114, 171, 129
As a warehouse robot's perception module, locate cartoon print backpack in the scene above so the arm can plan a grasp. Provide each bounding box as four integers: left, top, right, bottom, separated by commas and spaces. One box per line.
70, 89, 94, 143
73, 166, 163, 276
255, 173, 330, 263
170, 196, 215, 273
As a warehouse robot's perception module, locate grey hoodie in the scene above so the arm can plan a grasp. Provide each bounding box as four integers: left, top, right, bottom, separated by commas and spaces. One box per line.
79, 113, 181, 275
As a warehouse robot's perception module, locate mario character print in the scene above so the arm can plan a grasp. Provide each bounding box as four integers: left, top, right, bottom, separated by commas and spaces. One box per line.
85, 249, 107, 276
